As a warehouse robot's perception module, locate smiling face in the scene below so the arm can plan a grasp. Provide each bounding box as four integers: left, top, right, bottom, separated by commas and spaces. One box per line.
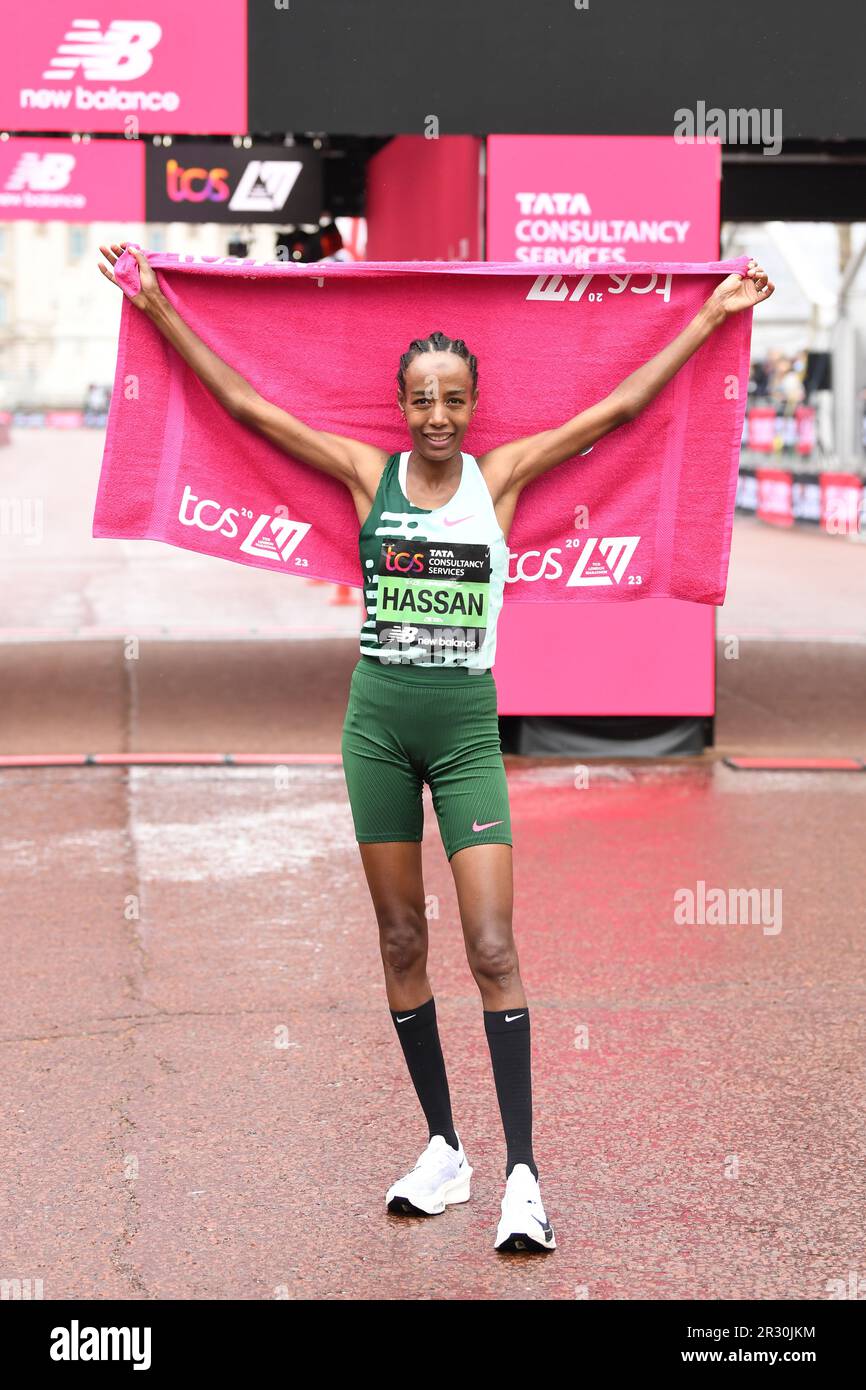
398, 352, 477, 463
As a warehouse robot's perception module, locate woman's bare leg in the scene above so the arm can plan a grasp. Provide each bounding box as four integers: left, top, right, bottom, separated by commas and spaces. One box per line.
358, 840, 459, 1151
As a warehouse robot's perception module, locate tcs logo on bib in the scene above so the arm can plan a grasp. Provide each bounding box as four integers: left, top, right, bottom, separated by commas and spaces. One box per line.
383, 545, 424, 574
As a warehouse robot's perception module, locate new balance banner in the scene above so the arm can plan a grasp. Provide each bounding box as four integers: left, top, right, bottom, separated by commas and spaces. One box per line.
145, 142, 323, 225
0, 136, 144, 221
4, 1, 246, 134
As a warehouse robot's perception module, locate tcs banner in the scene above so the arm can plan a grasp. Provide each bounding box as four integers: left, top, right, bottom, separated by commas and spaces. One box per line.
486, 136, 723, 717
487, 135, 721, 265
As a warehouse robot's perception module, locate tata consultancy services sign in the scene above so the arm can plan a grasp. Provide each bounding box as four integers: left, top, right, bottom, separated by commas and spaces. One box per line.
3, 2, 246, 134
487, 135, 721, 265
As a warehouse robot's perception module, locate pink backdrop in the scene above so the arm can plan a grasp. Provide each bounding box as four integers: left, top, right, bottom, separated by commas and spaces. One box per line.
366, 136, 483, 262
486, 136, 724, 716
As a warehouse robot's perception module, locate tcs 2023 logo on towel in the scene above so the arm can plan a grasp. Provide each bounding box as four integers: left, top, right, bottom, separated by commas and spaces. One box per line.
508, 536, 642, 587
177, 485, 311, 565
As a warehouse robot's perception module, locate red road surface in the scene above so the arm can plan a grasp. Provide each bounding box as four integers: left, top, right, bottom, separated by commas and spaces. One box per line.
1, 755, 864, 1298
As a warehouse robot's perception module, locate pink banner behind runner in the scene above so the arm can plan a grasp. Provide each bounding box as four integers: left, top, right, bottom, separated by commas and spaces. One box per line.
94, 249, 752, 605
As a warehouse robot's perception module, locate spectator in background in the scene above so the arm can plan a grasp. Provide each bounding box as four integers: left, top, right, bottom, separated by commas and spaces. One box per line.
749, 358, 769, 400
780, 356, 806, 412
84, 382, 110, 425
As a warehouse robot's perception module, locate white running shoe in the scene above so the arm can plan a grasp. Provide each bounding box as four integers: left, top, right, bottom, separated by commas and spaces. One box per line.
494, 1163, 556, 1252
386, 1134, 473, 1216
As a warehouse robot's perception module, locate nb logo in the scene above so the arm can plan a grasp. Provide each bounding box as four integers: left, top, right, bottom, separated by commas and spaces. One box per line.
5, 153, 75, 193
43, 19, 163, 83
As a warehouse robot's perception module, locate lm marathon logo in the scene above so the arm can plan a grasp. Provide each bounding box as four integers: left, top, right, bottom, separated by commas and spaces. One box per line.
526, 271, 672, 304
20, 18, 178, 113
508, 536, 642, 587
177, 485, 311, 564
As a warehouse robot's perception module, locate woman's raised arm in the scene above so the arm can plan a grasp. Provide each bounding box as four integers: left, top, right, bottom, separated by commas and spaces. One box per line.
97, 241, 387, 492
479, 259, 774, 506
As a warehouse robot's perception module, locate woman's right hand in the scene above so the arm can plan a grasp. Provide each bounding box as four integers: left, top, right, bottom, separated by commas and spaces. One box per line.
98, 241, 163, 313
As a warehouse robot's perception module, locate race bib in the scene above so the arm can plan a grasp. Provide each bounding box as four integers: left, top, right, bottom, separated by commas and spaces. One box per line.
375, 539, 491, 659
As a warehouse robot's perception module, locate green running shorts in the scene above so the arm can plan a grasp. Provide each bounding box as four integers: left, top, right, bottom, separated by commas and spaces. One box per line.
340, 656, 513, 861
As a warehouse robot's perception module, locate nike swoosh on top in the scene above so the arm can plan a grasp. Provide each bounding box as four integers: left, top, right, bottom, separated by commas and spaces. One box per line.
396, 1014, 416, 1023
504, 1013, 525, 1022
444, 514, 475, 526
473, 818, 504, 832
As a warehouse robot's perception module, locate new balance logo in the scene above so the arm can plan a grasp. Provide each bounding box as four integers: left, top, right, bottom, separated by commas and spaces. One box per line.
5, 153, 75, 193
566, 536, 640, 586
43, 19, 162, 82
228, 161, 303, 214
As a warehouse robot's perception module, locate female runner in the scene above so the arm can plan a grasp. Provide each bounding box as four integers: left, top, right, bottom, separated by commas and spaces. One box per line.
98, 242, 773, 1252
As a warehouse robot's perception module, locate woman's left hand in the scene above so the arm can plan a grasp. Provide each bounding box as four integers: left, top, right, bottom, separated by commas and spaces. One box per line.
710, 259, 775, 316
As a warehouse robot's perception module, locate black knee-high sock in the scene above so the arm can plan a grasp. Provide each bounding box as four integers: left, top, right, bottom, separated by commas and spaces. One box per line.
390, 996, 459, 1151
483, 1007, 538, 1180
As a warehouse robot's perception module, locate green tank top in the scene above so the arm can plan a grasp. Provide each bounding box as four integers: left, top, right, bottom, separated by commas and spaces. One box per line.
357, 450, 509, 680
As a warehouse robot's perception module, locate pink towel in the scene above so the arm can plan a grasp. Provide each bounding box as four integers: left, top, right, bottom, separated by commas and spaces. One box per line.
94, 248, 753, 604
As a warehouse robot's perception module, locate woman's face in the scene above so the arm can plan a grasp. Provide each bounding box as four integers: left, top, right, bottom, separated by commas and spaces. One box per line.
399, 352, 477, 461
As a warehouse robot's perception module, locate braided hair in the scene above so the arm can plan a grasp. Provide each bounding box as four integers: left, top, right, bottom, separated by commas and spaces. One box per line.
396, 331, 478, 398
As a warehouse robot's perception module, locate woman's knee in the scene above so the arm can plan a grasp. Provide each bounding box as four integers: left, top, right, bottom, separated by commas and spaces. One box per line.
466, 928, 520, 988
377, 908, 428, 976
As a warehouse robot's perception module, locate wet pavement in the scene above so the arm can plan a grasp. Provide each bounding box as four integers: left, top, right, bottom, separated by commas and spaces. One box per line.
1, 756, 864, 1299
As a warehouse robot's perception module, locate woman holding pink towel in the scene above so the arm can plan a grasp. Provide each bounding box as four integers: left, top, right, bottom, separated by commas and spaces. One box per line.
98, 242, 772, 1253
